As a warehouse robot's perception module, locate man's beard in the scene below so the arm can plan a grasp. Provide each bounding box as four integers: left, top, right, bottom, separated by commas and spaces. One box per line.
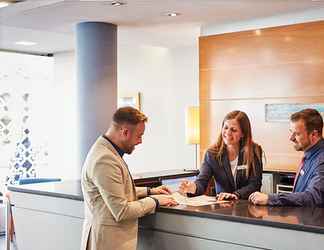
293, 140, 310, 152
125, 145, 135, 154
293, 143, 304, 151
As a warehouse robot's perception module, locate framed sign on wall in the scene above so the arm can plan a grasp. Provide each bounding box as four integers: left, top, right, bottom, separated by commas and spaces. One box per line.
265, 103, 324, 122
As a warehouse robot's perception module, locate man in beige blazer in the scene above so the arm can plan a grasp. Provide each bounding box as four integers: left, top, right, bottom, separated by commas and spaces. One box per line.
81, 106, 177, 250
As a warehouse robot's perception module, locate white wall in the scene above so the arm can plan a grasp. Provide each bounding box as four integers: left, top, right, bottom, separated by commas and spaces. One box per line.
52, 40, 199, 176
118, 43, 199, 174
51, 51, 79, 180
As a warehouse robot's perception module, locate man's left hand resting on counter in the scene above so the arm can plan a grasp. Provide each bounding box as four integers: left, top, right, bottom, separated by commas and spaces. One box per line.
148, 185, 172, 195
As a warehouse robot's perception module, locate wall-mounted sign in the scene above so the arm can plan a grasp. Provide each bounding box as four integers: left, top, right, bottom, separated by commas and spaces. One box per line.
265, 103, 324, 122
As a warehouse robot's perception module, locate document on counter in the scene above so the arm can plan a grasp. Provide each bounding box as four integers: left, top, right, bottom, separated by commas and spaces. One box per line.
171, 192, 229, 206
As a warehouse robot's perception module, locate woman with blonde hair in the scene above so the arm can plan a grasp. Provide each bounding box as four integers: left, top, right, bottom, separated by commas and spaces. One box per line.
179, 110, 263, 200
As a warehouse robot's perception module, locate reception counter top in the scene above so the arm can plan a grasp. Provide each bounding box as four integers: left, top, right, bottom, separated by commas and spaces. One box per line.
8, 179, 324, 235
8, 179, 83, 201
160, 200, 324, 235
8, 169, 198, 201
7, 176, 324, 250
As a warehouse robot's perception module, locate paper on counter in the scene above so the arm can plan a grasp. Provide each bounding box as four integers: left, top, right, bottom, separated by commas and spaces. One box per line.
171, 192, 229, 206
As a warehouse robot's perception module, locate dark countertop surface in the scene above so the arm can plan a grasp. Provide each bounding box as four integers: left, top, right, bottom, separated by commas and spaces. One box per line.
8, 176, 324, 235
7, 169, 198, 201
8, 180, 84, 201
160, 200, 324, 234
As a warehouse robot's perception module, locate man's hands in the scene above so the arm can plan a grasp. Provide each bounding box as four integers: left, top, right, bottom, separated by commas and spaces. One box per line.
179, 180, 197, 194
216, 192, 238, 201
248, 192, 269, 205
152, 195, 178, 207
247, 204, 269, 218
150, 185, 172, 195
149, 185, 177, 207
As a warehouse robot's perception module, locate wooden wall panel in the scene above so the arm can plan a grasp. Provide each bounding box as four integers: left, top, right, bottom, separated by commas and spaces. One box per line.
200, 21, 324, 100
201, 63, 324, 100
200, 21, 324, 172
200, 22, 324, 70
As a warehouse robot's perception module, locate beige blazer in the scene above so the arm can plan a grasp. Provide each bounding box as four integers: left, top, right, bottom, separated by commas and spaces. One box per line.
80, 136, 156, 250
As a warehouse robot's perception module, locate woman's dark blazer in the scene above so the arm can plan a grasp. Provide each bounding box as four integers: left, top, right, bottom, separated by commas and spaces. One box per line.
194, 144, 263, 199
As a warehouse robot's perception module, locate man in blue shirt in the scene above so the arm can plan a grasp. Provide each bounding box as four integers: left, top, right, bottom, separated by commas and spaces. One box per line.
249, 108, 324, 206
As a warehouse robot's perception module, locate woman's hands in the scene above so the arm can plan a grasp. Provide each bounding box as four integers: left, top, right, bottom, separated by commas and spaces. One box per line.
179, 180, 197, 194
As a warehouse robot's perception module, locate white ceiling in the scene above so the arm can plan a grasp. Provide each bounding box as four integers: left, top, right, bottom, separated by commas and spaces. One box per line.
0, 0, 324, 54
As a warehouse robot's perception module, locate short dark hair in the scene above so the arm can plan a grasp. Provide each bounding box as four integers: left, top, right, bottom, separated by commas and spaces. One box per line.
113, 106, 148, 126
290, 108, 323, 135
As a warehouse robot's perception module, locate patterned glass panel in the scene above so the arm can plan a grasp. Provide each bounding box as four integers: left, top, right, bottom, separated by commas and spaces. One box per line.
0, 51, 52, 187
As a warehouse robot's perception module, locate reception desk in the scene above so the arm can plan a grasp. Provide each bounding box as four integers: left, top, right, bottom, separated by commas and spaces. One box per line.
7, 178, 324, 250
139, 202, 324, 250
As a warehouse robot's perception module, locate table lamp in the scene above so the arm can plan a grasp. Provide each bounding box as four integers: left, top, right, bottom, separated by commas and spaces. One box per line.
185, 106, 200, 169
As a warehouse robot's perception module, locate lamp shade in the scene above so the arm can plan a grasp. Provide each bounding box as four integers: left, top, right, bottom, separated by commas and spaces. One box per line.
185, 106, 200, 144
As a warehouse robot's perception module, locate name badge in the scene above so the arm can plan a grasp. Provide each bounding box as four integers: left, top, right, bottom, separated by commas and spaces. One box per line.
237, 165, 247, 170
300, 169, 305, 176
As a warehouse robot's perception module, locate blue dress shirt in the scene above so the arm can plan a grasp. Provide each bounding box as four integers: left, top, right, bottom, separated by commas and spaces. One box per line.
269, 138, 324, 207
102, 135, 125, 158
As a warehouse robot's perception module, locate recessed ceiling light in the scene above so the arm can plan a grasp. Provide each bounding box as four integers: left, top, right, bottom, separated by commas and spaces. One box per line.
80, 0, 126, 6
284, 36, 292, 42
15, 41, 37, 46
110, 1, 126, 6
164, 12, 181, 17
0, 2, 9, 8
254, 29, 262, 36
0, 0, 26, 8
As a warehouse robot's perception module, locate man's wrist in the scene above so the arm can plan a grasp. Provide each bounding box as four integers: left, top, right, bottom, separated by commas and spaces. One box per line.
233, 191, 240, 199
267, 194, 277, 206
150, 197, 160, 209
147, 187, 151, 196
